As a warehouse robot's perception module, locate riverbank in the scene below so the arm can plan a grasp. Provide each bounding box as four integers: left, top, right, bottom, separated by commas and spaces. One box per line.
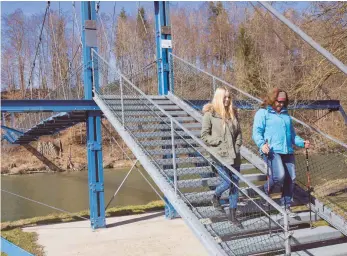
1, 122, 134, 175
1, 159, 133, 176
1, 201, 165, 256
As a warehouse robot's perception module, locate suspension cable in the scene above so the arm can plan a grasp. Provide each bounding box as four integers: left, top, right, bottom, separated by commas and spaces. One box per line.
25, 1, 50, 99
110, 2, 117, 50
40, 32, 48, 92
137, 1, 148, 34
96, 2, 111, 56
1, 189, 89, 221
72, 1, 83, 46
126, 60, 157, 80
49, 7, 66, 98
101, 122, 164, 202
249, 2, 292, 51
105, 160, 138, 210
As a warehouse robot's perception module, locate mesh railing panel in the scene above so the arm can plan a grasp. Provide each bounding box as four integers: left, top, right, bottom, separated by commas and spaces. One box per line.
127, 62, 158, 96
10, 65, 85, 133
170, 53, 347, 221
93, 50, 288, 256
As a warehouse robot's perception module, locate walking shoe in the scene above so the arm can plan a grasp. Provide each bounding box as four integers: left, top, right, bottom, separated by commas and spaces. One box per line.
228, 208, 243, 228
285, 207, 298, 218
262, 199, 270, 207
211, 195, 224, 212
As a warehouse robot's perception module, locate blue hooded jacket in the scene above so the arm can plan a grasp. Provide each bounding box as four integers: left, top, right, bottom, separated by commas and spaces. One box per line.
252, 106, 304, 154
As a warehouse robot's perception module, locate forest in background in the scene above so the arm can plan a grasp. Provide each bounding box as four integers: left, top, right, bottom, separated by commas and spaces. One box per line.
1, 2, 346, 173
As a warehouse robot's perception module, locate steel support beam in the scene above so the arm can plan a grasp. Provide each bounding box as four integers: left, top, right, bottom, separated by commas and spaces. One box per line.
155, 1, 178, 219
82, 1, 105, 229
0, 126, 24, 136
86, 111, 106, 229
181, 99, 343, 111
1, 100, 99, 112
155, 1, 172, 95
1, 237, 34, 256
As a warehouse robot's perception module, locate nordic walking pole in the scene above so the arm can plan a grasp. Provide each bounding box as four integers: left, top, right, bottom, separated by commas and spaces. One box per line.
305, 148, 313, 228
265, 139, 271, 235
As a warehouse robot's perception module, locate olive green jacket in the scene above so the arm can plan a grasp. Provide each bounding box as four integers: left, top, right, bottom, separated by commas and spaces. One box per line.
201, 103, 242, 166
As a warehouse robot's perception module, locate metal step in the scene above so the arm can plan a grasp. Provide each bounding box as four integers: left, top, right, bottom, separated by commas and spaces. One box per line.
221, 226, 343, 256
292, 242, 347, 256
101, 95, 166, 100
139, 139, 197, 147
133, 130, 200, 139
163, 166, 214, 177
184, 189, 304, 207
178, 177, 219, 188
126, 122, 201, 131
163, 163, 255, 178
107, 105, 182, 111
103, 99, 173, 105
208, 211, 318, 239
193, 202, 273, 220
117, 111, 189, 117
123, 116, 196, 123
178, 174, 266, 189
184, 190, 257, 205
147, 147, 207, 156
156, 156, 209, 166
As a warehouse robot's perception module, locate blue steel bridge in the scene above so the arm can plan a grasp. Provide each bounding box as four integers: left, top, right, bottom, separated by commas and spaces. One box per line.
1, 2, 347, 256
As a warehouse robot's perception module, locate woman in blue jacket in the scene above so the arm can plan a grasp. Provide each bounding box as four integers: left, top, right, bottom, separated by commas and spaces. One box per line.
252, 88, 310, 217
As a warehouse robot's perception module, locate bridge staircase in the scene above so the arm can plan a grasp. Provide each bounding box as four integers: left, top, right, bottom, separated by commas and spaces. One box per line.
91, 50, 347, 255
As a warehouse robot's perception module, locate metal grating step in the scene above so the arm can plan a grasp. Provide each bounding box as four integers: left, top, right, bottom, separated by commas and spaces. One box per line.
208, 211, 318, 239
107, 104, 182, 111
115, 110, 189, 117
101, 95, 166, 100
156, 156, 209, 166
147, 147, 206, 156
221, 226, 342, 256
133, 130, 201, 139
163, 166, 214, 177
126, 122, 201, 131
163, 163, 255, 178
178, 174, 266, 189
292, 242, 347, 256
140, 139, 197, 147
103, 99, 174, 105
122, 116, 196, 123
185, 189, 305, 208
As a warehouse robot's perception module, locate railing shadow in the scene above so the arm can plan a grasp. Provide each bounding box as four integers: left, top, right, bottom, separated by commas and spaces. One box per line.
23, 144, 64, 172
106, 211, 164, 229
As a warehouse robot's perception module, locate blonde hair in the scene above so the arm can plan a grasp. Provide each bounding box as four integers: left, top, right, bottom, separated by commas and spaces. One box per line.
211, 87, 236, 121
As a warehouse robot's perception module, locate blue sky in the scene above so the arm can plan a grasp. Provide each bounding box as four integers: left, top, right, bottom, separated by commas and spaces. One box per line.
2, 1, 311, 19
1, 1, 205, 18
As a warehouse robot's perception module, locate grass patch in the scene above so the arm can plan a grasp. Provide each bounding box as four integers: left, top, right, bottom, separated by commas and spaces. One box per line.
1, 201, 164, 255
1, 228, 44, 256
1, 200, 164, 231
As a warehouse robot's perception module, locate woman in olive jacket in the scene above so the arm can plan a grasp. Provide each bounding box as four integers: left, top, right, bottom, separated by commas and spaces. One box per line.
201, 87, 242, 226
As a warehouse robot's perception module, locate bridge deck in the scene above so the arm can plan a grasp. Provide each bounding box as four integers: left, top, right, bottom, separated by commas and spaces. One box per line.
23, 212, 208, 256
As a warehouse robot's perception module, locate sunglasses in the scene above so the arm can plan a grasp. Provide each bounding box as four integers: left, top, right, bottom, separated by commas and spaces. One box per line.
276, 100, 285, 104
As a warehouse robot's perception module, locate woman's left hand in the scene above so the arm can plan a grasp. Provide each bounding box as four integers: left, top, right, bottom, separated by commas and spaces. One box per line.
304, 140, 310, 149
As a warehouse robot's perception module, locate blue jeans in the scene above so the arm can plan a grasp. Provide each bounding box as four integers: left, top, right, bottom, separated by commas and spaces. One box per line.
214, 164, 241, 209
263, 153, 296, 207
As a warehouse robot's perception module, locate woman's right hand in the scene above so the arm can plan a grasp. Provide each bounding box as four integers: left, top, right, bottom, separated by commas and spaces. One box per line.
261, 143, 270, 154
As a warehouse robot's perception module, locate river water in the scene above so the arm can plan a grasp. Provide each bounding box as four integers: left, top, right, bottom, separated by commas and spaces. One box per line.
1, 168, 162, 222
